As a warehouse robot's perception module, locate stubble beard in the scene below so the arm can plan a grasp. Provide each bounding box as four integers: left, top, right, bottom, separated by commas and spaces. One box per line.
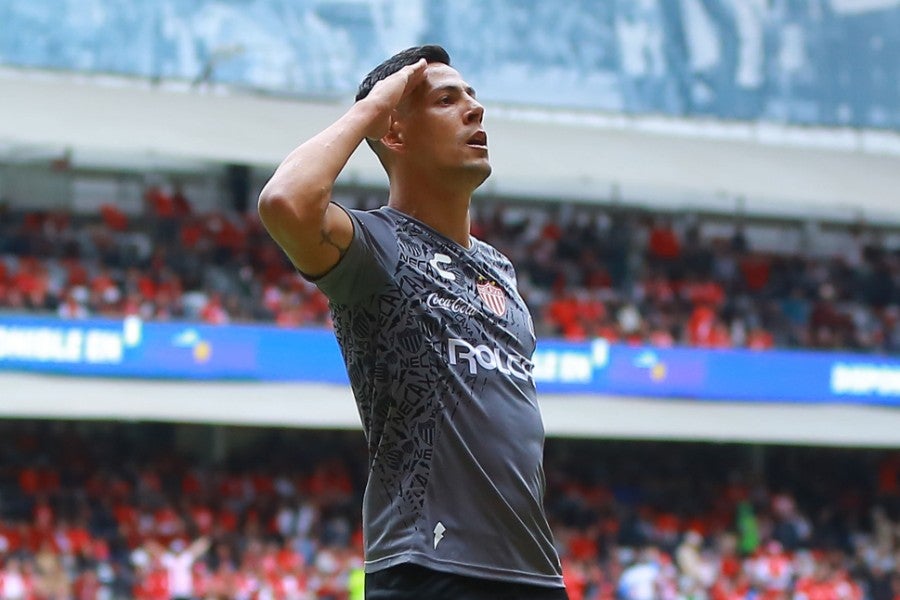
462, 159, 492, 192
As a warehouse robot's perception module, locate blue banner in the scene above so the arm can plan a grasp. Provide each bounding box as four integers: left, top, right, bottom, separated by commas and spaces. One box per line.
0, 315, 346, 382
2, 315, 899, 405
532, 339, 900, 404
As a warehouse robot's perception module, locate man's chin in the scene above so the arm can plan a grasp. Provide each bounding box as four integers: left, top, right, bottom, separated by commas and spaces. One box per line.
470, 163, 491, 187
466, 161, 492, 187
439, 160, 491, 190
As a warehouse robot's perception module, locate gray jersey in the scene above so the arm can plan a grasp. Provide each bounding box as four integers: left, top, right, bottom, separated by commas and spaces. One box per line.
314, 206, 563, 588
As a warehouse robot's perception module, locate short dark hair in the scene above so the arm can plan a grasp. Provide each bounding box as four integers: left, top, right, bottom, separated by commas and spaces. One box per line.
356, 45, 451, 102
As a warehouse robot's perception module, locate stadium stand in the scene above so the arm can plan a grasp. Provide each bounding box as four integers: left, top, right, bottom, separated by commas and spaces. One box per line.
1, 421, 899, 599
1, 186, 897, 353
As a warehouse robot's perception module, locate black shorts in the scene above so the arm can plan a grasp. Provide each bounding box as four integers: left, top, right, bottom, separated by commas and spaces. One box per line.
365, 563, 569, 600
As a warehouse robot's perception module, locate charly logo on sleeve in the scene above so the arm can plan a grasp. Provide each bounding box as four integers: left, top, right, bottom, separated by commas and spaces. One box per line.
476, 277, 506, 317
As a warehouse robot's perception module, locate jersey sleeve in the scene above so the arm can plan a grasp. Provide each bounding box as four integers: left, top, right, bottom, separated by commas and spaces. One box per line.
312, 205, 398, 305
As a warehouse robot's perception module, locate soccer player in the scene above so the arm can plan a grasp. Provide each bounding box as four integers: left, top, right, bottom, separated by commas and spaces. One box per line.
258, 45, 567, 600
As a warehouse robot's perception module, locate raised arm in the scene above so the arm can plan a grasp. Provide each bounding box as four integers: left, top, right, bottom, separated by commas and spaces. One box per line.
185, 536, 211, 561
257, 59, 427, 277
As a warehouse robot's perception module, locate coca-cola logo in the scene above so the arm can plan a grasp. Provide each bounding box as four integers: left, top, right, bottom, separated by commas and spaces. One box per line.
426, 293, 478, 316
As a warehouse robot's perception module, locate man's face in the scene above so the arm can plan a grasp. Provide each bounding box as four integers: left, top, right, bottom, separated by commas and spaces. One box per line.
394, 63, 491, 184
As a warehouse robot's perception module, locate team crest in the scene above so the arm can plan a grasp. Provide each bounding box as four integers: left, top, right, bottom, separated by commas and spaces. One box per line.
476, 278, 507, 317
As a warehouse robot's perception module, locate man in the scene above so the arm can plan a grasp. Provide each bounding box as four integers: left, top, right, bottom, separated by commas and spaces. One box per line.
143, 536, 211, 600
258, 45, 567, 600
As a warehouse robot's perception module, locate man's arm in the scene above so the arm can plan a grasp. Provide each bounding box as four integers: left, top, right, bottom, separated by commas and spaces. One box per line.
258, 59, 427, 277
185, 536, 211, 561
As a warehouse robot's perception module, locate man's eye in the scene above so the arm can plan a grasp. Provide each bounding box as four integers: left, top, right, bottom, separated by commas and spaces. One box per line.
439, 96, 452, 104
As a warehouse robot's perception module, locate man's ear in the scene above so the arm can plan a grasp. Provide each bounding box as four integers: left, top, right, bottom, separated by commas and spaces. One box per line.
381, 116, 405, 153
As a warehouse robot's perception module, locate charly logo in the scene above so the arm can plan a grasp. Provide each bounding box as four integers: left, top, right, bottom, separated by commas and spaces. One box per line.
476, 278, 506, 317
428, 253, 456, 281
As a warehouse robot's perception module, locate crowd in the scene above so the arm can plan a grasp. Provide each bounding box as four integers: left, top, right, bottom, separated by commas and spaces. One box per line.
545, 440, 900, 600
0, 423, 366, 600
0, 186, 898, 353
1, 423, 900, 599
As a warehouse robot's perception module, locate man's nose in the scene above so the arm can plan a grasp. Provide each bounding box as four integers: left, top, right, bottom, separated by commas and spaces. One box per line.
465, 99, 484, 124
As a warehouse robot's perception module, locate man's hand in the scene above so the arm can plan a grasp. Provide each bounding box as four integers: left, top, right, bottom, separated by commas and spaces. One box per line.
361, 59, 428, 141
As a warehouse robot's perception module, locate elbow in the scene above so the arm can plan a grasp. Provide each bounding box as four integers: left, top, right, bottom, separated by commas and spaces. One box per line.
257, 186, 286, 223
257, 184, 329, 230
257, 180, 295, 216
257, 186, 302, 234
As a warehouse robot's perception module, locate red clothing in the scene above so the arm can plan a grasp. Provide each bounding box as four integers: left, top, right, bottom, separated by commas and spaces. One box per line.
190, 505, 215, 535
795, 578, 837, 600
877, 454, 900, 495
12, 270, 46, 299
739, 255, 771, 292
33, 501, 54, 529
146, 188, 175, 218
73, 572, 102, 600
561, 559, 586, 600
567, 534, 597, 561
747, 329, 775, 350
90, 272, 117, 296
684, 280, 725, 306
649, 328, 675, 348
100, 204, 128, 231
200, 297, 229, 325
217, 508, 239, 533
135, 568, 169, 600
649, 225, 681, 260
65, 259, 89, 287
687, 305, 716, 346
67, 525, 92, 554
113, 504, 138, 527
172, 190, 192, 216
18, 468, 40, 495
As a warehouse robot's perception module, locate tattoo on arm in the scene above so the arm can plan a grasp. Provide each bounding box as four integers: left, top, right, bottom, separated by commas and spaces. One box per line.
319, 227, 349, 259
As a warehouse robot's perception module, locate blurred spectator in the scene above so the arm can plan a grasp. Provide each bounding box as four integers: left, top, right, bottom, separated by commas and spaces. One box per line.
3, 423, 900, 598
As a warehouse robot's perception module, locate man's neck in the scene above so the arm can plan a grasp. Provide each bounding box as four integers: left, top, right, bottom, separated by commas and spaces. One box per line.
388, 181, 473, 249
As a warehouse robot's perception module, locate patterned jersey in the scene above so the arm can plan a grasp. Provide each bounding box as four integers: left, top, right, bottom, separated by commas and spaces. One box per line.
314, 206, 563, 588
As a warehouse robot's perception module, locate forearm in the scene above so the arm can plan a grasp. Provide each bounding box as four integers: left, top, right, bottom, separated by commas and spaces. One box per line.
259, 100, 380, 219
